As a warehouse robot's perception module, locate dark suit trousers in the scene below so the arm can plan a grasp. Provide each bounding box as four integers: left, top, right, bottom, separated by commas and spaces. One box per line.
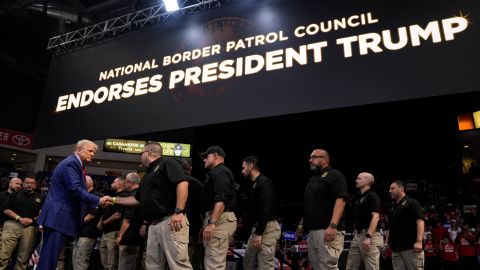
37, 228, 67, 270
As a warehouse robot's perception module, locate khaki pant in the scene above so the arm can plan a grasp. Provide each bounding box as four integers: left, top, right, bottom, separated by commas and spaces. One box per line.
0, 220, 38, 270
392, 250, 424, 270
346, 232, 383, 270
308, 229, 344, 270
72, 237, 97, 270
119, 245, 140, 270
100, 231, 119, 270
146, 216, 192, 270
203, 212, 237, 270
188, 235, 203, 270
243, 221, 281, 270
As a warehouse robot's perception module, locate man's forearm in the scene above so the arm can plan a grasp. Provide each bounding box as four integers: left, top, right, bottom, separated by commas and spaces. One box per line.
176, 181, 188, 210
368, 212, 380, 235
330, 198, 346, 225
117, 218, 131, 239
416, 219, 424, 242
210, 201, 225, 222
115, 196, 140, 206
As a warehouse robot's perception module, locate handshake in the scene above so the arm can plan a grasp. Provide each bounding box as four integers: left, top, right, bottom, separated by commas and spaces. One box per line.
98, 196, 115, 208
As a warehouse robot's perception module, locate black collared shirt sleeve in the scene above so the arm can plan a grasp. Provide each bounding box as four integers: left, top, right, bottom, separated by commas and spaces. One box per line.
162, 158, 187, 185
254, 177, 274, 235
329, 170, 348, 200
212, 170, 232, 203
410, 198, 424, 221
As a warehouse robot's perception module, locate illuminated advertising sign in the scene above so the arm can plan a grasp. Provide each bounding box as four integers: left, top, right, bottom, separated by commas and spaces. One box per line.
35, 0, 480, 147
104, 139, 191, 157
103, 139, 146, 154
157, 142, 191, 158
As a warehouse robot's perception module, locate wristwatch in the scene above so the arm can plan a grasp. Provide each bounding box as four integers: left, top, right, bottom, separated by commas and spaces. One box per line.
329, 222, 338, 229
208, 218, 216, 225
365, 233, 372, 238
174, 207, 185, 214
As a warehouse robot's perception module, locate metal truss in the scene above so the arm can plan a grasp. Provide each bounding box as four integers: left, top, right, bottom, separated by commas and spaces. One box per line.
47, 0, 236, 55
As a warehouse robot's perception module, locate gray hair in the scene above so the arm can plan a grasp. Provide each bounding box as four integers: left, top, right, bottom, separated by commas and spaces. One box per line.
126, 172, 141, 184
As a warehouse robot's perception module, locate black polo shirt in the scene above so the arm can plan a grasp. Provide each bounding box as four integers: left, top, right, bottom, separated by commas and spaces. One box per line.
79, 190, 104, 239
186, 175, 204, 236
303, 166, 348, 231
121, 188, 144, 246
387, 195, 424, 252
3, 190, 43, 222
102, 190, 128, 233
203, 163, 237, 212
248, 174, 279, 236
135, 157, 187, 221
0, 190, 12, 224
354, 189, 381, 230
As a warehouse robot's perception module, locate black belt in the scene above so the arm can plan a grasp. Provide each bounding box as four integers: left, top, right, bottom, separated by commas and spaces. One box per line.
149, 215, 170, 225
355, 228, 380, 234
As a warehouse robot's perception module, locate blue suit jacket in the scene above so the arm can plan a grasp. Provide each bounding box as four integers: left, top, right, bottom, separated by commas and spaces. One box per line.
38, 155, 100, 237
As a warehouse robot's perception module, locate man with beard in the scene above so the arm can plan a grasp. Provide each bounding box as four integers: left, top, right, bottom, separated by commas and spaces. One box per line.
297, 149, 348, 270
72, 176, 104, 270
105, 142, 192, 270
0, 175, 43, 270
241, 156, 281, 270
98, 177, 127, 270
0, 177, 23, 250
386, 181, 424, 270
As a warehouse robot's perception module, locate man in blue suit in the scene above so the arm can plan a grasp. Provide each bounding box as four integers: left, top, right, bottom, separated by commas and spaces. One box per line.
37, 139, 108, 270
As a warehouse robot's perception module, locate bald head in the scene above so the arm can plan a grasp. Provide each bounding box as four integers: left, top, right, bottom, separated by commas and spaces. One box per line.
355, 172, 375, 192
309, 149, 330, 171
85, 175, 94, 191
9, 178, 22, 193
125, 172, 141, 191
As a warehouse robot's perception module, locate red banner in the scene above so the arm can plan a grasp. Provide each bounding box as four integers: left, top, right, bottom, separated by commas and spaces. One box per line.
0, 128, 33, 149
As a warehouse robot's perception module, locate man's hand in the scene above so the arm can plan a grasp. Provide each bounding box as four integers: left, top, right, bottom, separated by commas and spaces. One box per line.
296, 225, 303, 238
169, 213, 184, 232
251, 234, 262, 249
99, 196, 112, 207
139, 224, 147, 238
97, 220, 104, 231
362, 237, 371, 252
324, 226, 336, 242
115, 235, 122, 246
203, 224, 216, 243
19, 217, 33, 227
413, 240, 422, 253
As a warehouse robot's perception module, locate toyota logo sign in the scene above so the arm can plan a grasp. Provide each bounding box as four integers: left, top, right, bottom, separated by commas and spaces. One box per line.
12, 135, 31, 146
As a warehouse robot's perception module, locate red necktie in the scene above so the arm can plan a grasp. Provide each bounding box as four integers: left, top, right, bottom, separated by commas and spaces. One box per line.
82, 165, 86, 184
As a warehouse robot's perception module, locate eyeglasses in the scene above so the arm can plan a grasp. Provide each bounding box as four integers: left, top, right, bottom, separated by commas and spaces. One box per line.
309, 155, 325, 160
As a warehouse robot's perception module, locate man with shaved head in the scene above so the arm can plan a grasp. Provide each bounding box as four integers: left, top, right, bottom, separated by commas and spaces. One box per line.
346, 172, 383, 270
297, 149, 348, 270
0, 177, 23, 250
116, 172, 143, 270
72, 175, 104, 270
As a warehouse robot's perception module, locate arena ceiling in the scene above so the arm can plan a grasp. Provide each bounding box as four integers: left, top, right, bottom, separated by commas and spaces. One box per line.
0, 0, 225, 134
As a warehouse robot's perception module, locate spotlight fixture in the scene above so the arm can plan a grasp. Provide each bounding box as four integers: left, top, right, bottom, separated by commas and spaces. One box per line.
163, 0, 180, 12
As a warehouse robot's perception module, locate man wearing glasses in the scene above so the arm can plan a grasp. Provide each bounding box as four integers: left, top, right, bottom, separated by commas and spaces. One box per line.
107, 142, 192, 270
297, 149, 348, 270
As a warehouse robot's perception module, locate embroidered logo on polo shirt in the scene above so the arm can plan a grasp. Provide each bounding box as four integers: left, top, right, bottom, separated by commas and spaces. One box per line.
321, 172, 328, 178
360, 197, 366, 203
35, 198, 41, 203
